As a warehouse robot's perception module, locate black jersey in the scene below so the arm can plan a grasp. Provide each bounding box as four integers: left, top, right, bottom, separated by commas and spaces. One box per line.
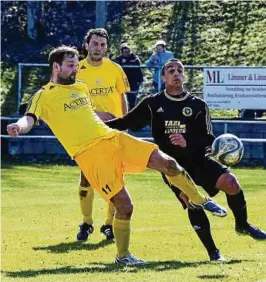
107, 90, 215, 168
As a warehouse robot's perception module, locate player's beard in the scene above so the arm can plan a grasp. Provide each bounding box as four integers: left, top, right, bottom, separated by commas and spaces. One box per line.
88, 51, 104, 62
57, 73, 76, 85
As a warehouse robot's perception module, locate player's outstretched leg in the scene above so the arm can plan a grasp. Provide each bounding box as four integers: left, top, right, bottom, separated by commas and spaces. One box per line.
217, 172, 266, 240
148, 149, 227, 217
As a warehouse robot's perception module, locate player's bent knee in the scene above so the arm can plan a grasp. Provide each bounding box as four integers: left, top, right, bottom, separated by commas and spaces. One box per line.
114, 202, 134, 218
111, 188, 134, 219
217, 172, 240, 195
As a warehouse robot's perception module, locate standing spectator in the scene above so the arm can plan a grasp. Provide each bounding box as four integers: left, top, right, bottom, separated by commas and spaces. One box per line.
146, 40, 173, 92
114, 43, 143, 110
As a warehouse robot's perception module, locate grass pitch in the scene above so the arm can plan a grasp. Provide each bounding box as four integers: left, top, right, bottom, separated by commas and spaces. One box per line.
1, 164, 266, 282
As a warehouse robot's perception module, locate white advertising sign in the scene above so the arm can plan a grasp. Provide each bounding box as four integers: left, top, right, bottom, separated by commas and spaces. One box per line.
203, 67, 266, 109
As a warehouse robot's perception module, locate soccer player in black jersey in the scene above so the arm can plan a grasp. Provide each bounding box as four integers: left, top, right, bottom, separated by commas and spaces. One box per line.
107, 58, 266, 261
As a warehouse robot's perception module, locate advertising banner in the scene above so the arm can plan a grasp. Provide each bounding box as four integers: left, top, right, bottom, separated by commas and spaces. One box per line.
203, 67, 266, 109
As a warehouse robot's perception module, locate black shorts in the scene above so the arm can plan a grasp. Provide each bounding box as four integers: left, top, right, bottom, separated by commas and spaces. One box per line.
162, 156, 228, 209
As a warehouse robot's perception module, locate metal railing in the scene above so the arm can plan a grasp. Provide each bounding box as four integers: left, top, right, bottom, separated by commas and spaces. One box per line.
17, 63, 205, 114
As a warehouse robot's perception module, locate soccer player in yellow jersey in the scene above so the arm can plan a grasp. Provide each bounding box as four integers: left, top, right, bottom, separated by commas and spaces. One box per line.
75, 28, 130, 241
7, 46, 227, 265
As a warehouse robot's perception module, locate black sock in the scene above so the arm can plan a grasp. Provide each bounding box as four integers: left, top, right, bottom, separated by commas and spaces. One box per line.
226, 189, 248, 228
188, 208, 218, 256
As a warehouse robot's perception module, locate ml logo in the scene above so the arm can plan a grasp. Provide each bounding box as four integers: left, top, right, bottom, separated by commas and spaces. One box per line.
206, 70, 224, 84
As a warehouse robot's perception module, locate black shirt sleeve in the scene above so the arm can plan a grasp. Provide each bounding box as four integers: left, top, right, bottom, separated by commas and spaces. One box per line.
106, 96, 152, 131
185, 101, 215, 152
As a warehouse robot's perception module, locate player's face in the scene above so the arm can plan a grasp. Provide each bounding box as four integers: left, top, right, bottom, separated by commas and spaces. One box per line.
57, 55, 79, 85
163, 62, 185, 87
86, 35, 107, 61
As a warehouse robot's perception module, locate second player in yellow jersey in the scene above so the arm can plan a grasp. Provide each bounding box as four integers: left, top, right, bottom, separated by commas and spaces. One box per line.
76, 28, 130, 241
77, 57, 130, 118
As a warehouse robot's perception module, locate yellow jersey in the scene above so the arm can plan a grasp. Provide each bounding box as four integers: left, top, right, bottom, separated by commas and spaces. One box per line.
26, 81, 117, 158
77, 57, 130, 118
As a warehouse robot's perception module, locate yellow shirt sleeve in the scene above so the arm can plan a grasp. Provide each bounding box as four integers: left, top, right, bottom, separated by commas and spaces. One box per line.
26, 89, 45, 122
116, 66, 131, 94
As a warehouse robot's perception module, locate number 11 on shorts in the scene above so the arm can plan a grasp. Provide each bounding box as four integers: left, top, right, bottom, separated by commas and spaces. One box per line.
102, 184, 112, 194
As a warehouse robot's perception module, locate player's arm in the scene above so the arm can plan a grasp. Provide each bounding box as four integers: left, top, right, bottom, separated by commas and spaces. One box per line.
7, 89, 44, 136
106, 96, 151, 131
121, 93, 128, 115
115, 65, 129, 116
7, 115, 35, 136
95, 111, 116, 121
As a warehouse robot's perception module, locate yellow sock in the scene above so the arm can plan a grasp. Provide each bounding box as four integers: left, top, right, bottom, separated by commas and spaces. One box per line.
105, 202, 116, 225
78, 186, 94, 225
113, 218, 131, 258
166, 170, 206, 204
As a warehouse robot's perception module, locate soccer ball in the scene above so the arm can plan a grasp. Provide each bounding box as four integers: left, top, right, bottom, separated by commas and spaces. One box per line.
211, 133, 244, 166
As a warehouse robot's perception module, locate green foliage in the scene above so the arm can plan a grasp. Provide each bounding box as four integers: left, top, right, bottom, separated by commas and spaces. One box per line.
1, 165, 266, 281
1, 62, 18, 116
2, 1, 266, 115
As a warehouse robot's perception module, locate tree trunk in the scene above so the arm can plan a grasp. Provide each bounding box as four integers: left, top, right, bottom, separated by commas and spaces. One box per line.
95, 1, 107, 28
27, 1, 39, 40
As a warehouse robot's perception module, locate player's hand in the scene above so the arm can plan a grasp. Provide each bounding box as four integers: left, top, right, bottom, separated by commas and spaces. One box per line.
169, 134, 187, 148
7, 123, 21, 137
96, 112, 116, 121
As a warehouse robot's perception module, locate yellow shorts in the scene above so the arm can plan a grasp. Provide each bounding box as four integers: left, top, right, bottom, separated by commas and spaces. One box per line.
75, 132, 158, 202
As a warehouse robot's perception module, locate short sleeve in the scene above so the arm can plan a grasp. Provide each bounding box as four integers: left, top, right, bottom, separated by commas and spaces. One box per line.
25, 89, 45, 123
116, 65, 131, 94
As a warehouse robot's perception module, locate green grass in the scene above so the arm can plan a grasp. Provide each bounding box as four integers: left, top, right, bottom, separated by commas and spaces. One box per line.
1, 165, 266, 282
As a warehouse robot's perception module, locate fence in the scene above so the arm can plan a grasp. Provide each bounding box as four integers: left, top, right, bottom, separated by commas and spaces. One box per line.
17, 63, 204, 114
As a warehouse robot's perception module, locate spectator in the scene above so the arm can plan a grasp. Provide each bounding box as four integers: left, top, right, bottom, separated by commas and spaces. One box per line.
145, 39, 173, 92
114, 43, 143, 110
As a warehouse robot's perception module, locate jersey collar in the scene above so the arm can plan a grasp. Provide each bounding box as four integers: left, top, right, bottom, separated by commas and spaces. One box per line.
164, 89, 190, 101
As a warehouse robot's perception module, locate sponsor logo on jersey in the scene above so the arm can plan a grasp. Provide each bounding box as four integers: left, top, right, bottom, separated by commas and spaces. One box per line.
64, 97, 91, 111
182, 107, 193, 117
164, 120, 186, 134
89, 86, 114, 96
156, 107, 164, 112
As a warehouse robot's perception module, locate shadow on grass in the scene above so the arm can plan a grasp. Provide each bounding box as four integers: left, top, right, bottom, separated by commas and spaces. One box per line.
198, 274, 228, 280
3, 259, 250, 278
33, 240, 114, 253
